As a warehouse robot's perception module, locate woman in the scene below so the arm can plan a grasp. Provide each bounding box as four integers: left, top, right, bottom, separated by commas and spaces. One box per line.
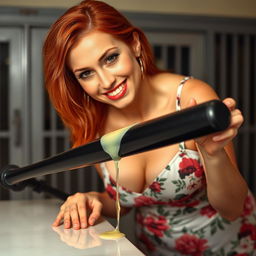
43, 0, 256, 255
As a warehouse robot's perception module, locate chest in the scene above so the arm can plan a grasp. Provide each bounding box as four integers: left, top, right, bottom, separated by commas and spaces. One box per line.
104, 140, 197, 193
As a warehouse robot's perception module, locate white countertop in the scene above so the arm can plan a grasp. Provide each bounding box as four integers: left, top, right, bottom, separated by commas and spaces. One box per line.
0, 199, 144, 256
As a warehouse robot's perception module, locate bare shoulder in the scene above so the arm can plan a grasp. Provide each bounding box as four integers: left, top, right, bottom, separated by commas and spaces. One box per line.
150, 72, 184, 90
150, 73, 219, 101
179, 77, 220, 108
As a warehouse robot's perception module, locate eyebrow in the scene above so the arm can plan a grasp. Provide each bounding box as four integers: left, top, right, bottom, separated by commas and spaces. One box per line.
73, 47, 118, 73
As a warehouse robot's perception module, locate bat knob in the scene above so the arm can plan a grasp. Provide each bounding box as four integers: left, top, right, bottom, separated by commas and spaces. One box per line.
0, 164, 27, 191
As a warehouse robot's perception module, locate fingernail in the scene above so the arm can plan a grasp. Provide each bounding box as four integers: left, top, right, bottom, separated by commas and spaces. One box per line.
73, 223, 79, 229
81, 223, 86, 228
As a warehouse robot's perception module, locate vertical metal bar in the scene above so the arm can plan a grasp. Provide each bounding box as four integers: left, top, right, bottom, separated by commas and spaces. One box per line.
241, 35, 250, 182
52, 109, 57, 154
243, 35, 250, 127
50, 107, 57, 188
64, 133, 71, 194
77, 168, 85, 192
253, 35, 256, 127
31, 28, 46, 169
162, 45, 168, 70
91, 166, 99, 191
23, 24, 33, 199
252, 35, 256, 192
231, 34, 239, 151
231, 34, 239, 101
23, 24, 30, 166
220, 34, 227, 98
175, 46, 181, 74
206, 31, 216, 89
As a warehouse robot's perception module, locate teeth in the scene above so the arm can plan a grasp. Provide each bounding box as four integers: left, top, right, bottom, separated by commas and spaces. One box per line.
107, 84, 124, 96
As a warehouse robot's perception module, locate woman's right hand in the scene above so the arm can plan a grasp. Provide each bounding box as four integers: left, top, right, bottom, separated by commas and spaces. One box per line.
52, 192, 103, 230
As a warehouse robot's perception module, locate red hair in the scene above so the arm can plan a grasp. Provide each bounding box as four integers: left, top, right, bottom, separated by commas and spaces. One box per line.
43, 0, 161, 148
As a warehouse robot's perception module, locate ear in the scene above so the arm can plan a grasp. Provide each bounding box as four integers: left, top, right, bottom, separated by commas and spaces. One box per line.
132, 31, 141, 57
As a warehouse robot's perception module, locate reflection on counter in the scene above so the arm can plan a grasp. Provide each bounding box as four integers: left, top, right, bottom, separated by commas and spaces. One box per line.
0, 199, 145, 256
52, 217, 139, 256
52, 226, 102, 249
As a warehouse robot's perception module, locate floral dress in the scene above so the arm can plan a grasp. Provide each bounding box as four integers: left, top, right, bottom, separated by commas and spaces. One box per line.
100, 77, 256, 256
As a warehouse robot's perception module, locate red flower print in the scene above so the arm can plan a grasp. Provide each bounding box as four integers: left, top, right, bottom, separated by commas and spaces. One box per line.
194, 167, 204, 178
138, 233, 156, 251
179, 152, 187, 157
175, 234, 208, 256
149, 181, 161, 193
134, 196, 156, 207
169, 193, 200, 208
106, 184, 116, 200
143, 215, 169, 237
179, 158, 204, 179
239, 223, 256, 241
242, 195, 255, 217
170, 199, 200, 208
200, 205, 217, 218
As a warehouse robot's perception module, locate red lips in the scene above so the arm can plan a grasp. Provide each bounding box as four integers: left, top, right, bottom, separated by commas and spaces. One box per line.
105, 80, 127, 100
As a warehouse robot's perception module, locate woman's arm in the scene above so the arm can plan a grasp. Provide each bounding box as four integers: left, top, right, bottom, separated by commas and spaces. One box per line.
196, 142, 248, 221
181, 79, 248, 221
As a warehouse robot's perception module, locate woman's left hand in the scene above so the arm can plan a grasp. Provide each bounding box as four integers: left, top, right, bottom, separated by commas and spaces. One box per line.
188, 97, 244, 155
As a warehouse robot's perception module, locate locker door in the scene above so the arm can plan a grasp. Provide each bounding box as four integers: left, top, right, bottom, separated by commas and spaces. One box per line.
0, 28, 27, 199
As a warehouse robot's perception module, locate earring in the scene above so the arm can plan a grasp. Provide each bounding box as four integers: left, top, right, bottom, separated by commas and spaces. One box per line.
138, 57, 144, 74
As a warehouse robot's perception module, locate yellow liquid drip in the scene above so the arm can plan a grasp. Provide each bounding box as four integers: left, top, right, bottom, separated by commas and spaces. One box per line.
99, 229, 125, 240
100, 125, 135, 240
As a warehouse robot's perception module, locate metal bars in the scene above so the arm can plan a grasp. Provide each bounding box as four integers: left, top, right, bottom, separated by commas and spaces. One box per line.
214, 33, 256, 191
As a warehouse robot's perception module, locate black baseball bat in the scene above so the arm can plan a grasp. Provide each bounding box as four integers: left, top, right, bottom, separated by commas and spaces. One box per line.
0, 100, 230, 191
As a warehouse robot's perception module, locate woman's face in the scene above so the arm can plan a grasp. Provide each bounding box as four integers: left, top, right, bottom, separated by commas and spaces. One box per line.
68, 31, 142, 109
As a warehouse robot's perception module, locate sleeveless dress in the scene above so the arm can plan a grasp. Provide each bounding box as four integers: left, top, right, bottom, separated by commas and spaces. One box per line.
100, 77, 256, 256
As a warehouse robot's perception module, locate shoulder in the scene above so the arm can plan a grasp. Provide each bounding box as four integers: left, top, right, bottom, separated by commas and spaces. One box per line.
150, 72, 184, 89
150, 73, 219, 104
178, 77, 220, 109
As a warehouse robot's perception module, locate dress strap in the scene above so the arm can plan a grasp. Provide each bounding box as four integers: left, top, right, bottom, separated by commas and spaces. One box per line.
176, 76, 193, 152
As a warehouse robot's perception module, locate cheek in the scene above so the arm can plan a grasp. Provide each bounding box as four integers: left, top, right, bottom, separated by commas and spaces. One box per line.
79, 81, 97, 96
115, 54, 137, 75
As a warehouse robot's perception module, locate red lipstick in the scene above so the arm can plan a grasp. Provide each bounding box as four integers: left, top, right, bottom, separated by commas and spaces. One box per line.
105, 80, 127, 100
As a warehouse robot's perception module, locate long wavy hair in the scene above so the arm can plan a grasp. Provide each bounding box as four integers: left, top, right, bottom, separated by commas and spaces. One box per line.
43, 0, 161, 148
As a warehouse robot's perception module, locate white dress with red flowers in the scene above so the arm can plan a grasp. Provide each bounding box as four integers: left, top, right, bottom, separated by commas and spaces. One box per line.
100, 77, 256, 256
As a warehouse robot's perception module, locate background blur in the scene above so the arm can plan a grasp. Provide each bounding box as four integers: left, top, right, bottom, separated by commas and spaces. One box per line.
1, 0, 256, 18
0, 0, 255, 242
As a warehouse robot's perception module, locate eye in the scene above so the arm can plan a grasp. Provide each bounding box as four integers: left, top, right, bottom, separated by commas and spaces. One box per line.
78, 70, 93, 80
105, 53, 119, 64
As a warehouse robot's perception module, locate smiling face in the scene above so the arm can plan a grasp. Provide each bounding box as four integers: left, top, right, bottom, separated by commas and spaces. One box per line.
68, 31, 142, 109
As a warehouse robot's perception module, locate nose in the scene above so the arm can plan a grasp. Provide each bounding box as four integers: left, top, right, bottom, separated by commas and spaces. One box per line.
98, 70, 116, 90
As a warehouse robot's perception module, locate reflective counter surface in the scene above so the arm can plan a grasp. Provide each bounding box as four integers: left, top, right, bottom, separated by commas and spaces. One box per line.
0, 199, 144, 256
